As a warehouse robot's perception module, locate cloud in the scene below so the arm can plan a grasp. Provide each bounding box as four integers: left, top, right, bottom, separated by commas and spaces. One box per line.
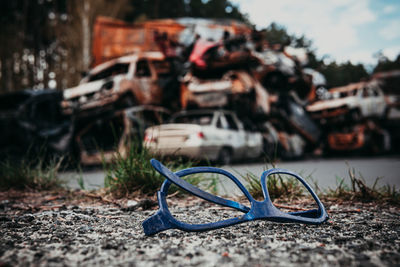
382, 46, 400, 60
382, 5, 396, 14
340, 50, 375, 65
379, 21, 400, 41
232, 0, 378, 63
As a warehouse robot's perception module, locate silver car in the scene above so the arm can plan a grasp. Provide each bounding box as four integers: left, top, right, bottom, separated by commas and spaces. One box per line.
144, 110, 263, 164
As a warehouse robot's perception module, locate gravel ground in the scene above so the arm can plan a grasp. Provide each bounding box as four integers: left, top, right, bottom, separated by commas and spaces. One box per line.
1, 194, 400, 266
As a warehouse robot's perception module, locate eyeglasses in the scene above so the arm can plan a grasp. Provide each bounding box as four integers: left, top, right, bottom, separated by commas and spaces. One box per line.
142, 159, 328, 236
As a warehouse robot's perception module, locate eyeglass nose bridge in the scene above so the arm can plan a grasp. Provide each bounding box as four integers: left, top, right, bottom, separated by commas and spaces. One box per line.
246, 199, 282, 220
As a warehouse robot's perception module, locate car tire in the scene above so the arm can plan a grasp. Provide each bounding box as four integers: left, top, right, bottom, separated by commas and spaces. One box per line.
218, 148, 232, 165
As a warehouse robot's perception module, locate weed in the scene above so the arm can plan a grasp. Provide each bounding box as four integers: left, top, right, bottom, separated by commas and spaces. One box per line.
103, 141, 215, 197
241, 171, 305, 201
242, 172, 263, 199
76, 166, 85, 190
0, 156, 65, 191
325, 164, 400, 204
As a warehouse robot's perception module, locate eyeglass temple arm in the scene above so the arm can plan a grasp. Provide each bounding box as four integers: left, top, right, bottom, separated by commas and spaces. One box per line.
151, 159, 252, 213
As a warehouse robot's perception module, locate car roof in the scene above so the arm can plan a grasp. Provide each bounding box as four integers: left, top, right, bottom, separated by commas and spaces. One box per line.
89, 51, 165, 74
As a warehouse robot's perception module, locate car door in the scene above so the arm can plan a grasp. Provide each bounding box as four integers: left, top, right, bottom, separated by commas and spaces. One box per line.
359, 87, 372, 117
369, 85, 386, 117
222, 113, 246, 158
241, 118, 263, 158
132, 58, 158, 104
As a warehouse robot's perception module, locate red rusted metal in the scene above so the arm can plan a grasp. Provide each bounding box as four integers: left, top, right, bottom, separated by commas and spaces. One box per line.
92, 16, 185, 66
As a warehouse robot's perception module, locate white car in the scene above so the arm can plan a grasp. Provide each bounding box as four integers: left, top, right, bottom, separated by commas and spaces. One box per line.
144, 110, 263, 164
307, 80, 387, 122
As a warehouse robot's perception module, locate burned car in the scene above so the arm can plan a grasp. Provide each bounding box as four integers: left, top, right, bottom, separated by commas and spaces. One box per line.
62, 52, 178, 115
306, 80, 387, 124
144, 109, 263, 164
180, 70, 270, 116
252, 47, 315, 103
75, 105, 170, 165
327, 122, 391, 154
0, 90, 74, 159
258, 95, 321, 159
258, 121, 306, 159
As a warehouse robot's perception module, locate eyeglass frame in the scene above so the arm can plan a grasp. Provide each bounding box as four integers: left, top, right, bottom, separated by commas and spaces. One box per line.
142, 159, 328, 236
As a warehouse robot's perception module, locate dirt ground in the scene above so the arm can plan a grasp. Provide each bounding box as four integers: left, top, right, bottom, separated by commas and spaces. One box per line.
0, 190, 399, 266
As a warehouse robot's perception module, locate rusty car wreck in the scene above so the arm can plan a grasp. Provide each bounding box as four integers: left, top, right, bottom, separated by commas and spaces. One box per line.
62, 52, 179, 116
306, 80, 387, 124
180, 70, 270, 115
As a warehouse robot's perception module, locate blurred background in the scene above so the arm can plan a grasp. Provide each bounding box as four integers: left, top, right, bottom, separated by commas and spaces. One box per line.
1, 0, 399, 92
0, 0, 399, 191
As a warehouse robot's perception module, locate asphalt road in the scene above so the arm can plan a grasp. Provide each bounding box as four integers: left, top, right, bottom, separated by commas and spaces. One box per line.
62, 156, 400, 195
223, 156, 400, 196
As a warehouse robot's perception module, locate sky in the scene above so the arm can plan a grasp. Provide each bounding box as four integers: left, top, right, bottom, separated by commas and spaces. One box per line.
231, 0, 400, 67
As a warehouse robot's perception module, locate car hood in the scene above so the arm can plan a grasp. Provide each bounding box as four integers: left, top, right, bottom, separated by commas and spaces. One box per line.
63, 75, 124, 99
63, 80, 106, 99
307, 97, 356, 112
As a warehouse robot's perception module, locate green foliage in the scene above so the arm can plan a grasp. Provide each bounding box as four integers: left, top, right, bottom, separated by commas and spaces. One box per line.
373, 53, 400, 73
262, 23, 293, 47
0, 157, 65, 191
319, 61, 369, 88
103, 143, 214, 197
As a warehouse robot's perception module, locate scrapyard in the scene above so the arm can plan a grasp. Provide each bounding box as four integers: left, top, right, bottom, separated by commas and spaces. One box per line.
1, 16, 399, 164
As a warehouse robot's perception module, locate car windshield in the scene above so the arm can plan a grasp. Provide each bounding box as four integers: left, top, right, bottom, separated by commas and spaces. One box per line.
88, 63, 130, 82
172, 114, 213, 125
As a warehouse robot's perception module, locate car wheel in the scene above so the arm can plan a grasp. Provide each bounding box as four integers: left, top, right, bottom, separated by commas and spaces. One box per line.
218, 148, 232, 165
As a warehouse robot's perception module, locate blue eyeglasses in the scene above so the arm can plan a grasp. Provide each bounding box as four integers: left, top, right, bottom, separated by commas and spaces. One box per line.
142, 159, 328, 236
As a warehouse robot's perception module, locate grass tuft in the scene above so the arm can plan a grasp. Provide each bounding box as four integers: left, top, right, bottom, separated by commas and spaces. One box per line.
103, 142, 214, 198
241, 171, 304, 201
324, 164, 400, 204
242, 162, 400, 205
0, 156, 65, 191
